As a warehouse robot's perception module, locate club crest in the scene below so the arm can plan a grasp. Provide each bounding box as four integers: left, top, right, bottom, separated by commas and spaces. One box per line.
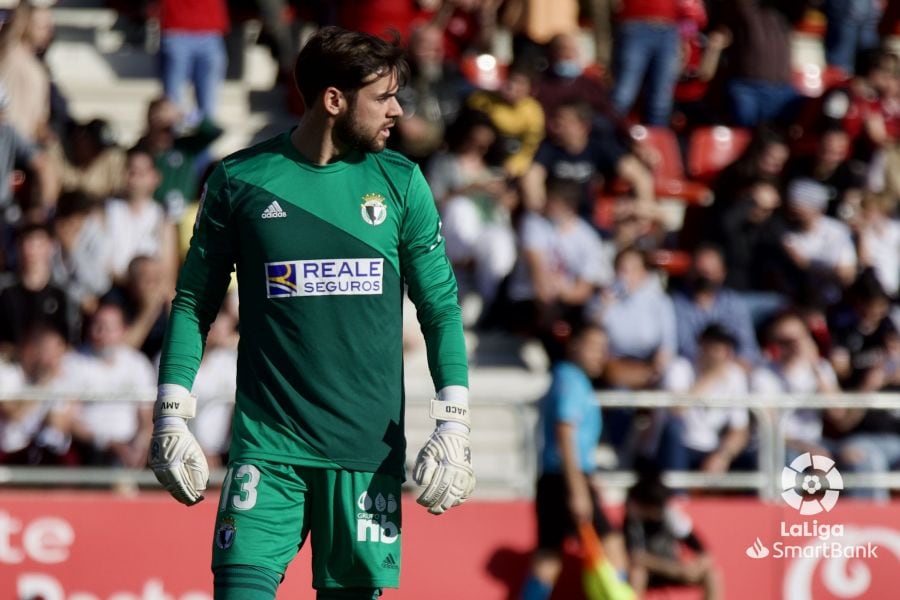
215, 516, 236, 550
361, 193, 387, 226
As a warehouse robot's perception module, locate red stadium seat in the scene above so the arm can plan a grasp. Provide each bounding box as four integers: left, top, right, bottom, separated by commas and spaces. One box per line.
793, 64, 850, 98
460, 53, 507, 90
630, 125, 711, 205
687, 126, 752, 183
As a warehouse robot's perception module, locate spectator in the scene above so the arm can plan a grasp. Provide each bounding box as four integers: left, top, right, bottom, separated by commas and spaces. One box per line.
590, 246, 677, 390
717, 0, 801, 127
751, 312, 840, 461
101, 255, 170, 361
394, 23, 470, 160
625, 467, 722, 599
51, 190, 110, 314
426, 110, 516, 305
138, 96, 223, 219
782, 178, 858, 306
103, 147, 178, 287
855, 192, 900, 297
829, 270, 898, 391
467, 63, 545, 176
671, 244, 760, 365
658, 325, 752, 473
522, 100, 654, 216
55, 119, 126, 202
520, 323, 626, 600
159, 0, 229, 121
189, 297, 238, 468
785, 126, 866, 218
0, 1, 52, 141
711, 125, 789, 216
824, 0, 883, 75
501, 0, 580, 70
0, 223, 76, 355
610, 0, 682, 126
70, 303, 155, 466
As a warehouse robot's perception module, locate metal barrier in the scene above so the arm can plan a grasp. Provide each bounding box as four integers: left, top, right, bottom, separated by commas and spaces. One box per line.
0, 389, 898, 500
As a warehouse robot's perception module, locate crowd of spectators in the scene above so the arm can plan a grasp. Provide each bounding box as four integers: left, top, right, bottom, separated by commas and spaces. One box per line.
0, 0, 898, 499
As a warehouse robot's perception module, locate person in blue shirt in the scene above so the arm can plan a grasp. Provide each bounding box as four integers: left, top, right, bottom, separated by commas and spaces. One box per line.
521, 323, 625, 600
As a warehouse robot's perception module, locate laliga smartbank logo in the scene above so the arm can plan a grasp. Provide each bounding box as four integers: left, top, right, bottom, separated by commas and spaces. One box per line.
744, 453, 878, 561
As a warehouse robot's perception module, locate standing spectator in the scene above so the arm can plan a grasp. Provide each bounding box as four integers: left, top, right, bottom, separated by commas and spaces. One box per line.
467, 63, 545, 176
101, 255, 170, 361
138, 96, 222, 218
394, 23, 470, 160
717, 0, 802, 127
103, 147, 178, 288
0, 223, 76, 355
824, 0, 884, 75
520, 324, 627, 600
0, 1, 52, 141
782, 178, 858, 305
51, 190, 110, 314
70, 303, 155, 466
523, 101, 654, 216
590, 246, 677, 390
658, 325, 752, 473
671, 244, 760, 365
159, 0, 229, 121
751, 311, 840, 461
610, 0, 682, 126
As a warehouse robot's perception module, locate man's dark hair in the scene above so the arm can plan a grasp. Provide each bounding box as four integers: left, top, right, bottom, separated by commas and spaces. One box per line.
554, 100, 594, 125
55, 190, 97, 220
294, 26, 409, 107
698, 323, 738, 350
628, 463, 672, 509
545, 177, 581, 212
15, 221, 52, 244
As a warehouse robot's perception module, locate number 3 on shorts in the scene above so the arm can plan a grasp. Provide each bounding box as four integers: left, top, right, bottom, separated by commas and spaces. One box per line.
219, 464, 261, 511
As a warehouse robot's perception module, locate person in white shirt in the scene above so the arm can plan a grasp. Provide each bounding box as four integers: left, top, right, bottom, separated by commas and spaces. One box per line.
750, 311, 840, 462
70, 302, 156, 466
855, 191, 900, 298
104, 146, 177, 288
657, 325, 751, 473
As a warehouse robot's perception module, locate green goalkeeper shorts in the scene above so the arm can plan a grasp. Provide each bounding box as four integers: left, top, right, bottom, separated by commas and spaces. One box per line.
211, 460, 402, 590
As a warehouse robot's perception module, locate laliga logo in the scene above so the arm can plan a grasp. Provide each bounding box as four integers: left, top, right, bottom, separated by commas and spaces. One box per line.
781, 453, 843, 515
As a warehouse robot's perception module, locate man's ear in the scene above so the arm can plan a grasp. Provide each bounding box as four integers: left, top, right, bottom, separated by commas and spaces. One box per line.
322, 87, 346, 116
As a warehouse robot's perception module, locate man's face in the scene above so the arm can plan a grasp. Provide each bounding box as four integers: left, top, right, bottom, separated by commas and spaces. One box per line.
126, 153, 160, 198
89, 305, 125, 350
550, 107, 589, 148
334, 71, 403, 153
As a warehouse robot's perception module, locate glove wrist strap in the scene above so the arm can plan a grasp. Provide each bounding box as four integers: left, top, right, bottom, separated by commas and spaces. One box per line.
429, 398, 471, 428
153, 392, 197, 421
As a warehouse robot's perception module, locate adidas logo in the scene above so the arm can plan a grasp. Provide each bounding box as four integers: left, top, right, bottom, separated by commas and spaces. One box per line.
381, 554, 398, 569
261, 201, 287, 219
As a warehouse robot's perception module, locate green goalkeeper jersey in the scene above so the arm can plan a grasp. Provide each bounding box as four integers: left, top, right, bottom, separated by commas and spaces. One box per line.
158, 131, 468, 477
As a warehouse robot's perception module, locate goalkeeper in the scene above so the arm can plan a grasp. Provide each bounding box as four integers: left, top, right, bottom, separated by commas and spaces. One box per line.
149, 26, 474, 600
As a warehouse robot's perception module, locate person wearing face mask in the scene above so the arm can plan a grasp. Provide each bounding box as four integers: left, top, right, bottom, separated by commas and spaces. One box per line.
671, 244, 760, 367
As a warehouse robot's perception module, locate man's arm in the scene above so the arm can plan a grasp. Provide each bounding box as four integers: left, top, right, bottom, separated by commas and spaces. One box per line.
557, 420, 594, 524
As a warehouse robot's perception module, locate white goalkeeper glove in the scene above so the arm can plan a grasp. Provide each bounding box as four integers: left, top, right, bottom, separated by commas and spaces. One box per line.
148, 384, 209, 506
413, 389, 475, 515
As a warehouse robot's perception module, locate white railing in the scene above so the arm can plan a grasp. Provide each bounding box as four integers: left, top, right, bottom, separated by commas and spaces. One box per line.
0, 389, 898, 500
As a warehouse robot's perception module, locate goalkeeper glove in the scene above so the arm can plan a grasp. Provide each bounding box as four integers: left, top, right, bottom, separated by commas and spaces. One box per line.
148, 384, 209, 506
413, 389, 475, 515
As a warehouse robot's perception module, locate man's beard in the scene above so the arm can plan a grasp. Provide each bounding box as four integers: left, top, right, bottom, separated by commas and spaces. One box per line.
335, 109, 386, 154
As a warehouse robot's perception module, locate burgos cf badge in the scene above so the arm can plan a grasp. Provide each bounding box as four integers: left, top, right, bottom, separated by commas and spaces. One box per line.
361, 193, 387, 226
216, 516, 236, 550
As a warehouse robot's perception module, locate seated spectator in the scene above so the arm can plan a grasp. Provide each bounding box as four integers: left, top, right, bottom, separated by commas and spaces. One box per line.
394, 23, 470, 160
658, 325, 752, 473
782, 178, 858, 306
711, 125, 789, 217
51, 190, 111, 315
0, 324, 94, 465
855, 191, 900, 298
672, 244, 760, 366
0, 223, 77, 356
55, 119, 126, 201
829, 270, 898, 391
467, 63, 545, 177
751, 312, 840, 462
520, 323, 627, 600
190, 298, 238, 468
104, 146, 178, 288
70, 302, 155, 466
426, 110, 516, 305
101, 255, 170, 361
625, 466, 722, 599
522, 100, 653, 216
500, 180, 612, 356
589, 247, 676, 390
137, 96, 222, 219
785, 126, 865, 219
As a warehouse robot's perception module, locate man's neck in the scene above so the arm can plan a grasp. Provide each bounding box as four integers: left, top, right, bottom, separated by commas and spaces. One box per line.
21, 268, 50, 291
291, 115, 348, 165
